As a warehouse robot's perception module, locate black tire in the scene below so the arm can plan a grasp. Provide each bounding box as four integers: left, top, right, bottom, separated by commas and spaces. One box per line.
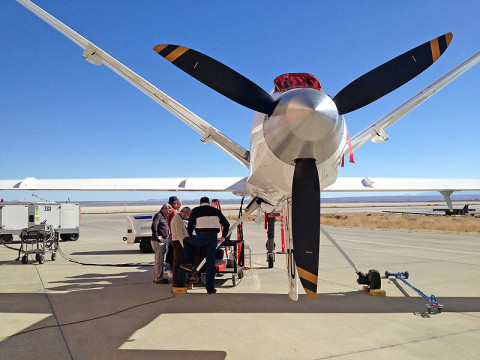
35, 254, 41, 262
60, 234, 79, 241
51, 253, 57, 261
232, 274, 239, 286
0, 234, 14, 244
22, 255, 28, 264
69, 234, 79, 241
367, 269, 381, 290
238, 269, 244, 279
139, 238, 153, 253
38, 254, 45, 264
267, 253, 274, 268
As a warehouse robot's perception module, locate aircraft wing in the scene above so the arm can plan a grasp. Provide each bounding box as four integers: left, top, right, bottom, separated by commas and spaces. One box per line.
345, 50, 480, 156
0, 177, 247, 195
15, 0, 249, 168
324, 177, 480, 192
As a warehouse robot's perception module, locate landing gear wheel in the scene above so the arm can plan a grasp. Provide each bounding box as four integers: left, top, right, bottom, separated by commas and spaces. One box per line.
367, 269, 381, 290
38, 254, 45, 264
51, 253, 57, 261
22, 255, 28, 264
267, 253, 274, 268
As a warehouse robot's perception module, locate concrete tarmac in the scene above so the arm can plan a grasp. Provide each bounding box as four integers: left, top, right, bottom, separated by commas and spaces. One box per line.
1, 212, 479, 359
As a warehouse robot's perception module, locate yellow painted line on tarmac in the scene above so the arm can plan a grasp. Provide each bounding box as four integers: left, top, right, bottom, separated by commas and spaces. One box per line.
337, 238, 480, 256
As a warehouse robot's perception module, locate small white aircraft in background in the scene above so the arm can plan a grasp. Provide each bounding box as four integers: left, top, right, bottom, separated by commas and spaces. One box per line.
3, 0, 480, 300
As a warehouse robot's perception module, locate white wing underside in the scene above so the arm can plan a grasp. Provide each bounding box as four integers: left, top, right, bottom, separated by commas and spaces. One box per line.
0, 177, 247, 194
324, 177, 480, 192
1, 177, 478, 195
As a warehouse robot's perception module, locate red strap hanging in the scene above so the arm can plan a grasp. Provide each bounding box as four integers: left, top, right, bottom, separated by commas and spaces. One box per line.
346, 123, 354, 164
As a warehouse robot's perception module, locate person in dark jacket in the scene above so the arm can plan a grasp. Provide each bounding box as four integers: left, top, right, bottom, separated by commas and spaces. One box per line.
182, 197, 230, 294
151, 204, 172, 284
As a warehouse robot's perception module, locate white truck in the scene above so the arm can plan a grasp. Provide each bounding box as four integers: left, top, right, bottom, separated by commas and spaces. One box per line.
123, 214, 154, 253
0, 202, 80, 243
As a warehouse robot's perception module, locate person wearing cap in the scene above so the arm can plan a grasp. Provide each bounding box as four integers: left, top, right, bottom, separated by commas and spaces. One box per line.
182, 196, 230, 294
165, 195, 180, 273
151, 203, 172, 284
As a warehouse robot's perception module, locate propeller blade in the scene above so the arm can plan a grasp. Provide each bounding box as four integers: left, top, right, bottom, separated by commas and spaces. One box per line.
333, 33, 453, 114
292, 158, 320, 300
153, 44, 278, 115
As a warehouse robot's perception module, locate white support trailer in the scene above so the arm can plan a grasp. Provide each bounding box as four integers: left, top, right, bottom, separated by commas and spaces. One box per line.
0, 202, 80, 243
123, 214, 154, 253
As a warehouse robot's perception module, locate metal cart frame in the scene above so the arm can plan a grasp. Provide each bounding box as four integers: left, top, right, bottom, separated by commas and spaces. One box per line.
17, 225, 59, 264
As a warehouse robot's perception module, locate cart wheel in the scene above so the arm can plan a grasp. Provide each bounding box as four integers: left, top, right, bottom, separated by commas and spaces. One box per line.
51, 253, 57, 261
438, 307, 443, 313
35, 254, 41, 262
238, 269, 244, 279
404, 271, 409, 279
22, 255, 28, 264
427, 306, 432, 314
38, 254, 45, 264
232, 274, 238, 286
267, 253, 274, 268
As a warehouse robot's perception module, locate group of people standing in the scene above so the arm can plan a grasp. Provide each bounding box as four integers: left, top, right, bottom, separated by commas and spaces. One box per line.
150, 195, 230, 294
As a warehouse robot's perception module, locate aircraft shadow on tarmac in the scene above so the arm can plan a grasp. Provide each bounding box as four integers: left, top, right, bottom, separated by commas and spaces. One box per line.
2, 267, 479, 359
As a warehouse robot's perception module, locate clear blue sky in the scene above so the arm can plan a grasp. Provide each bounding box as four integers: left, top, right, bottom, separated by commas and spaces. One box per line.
1, 0, 479, 202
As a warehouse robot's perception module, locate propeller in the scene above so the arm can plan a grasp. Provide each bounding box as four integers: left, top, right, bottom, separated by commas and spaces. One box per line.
153, 44, 278, 115
333, 32, 453, 114
291, 158, 320, 300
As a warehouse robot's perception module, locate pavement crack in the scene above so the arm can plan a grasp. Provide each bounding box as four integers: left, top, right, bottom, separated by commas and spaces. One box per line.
35, 264, 75, 360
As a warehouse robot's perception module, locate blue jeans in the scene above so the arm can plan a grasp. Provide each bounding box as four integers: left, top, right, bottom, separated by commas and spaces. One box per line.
184, 233, 217, 292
